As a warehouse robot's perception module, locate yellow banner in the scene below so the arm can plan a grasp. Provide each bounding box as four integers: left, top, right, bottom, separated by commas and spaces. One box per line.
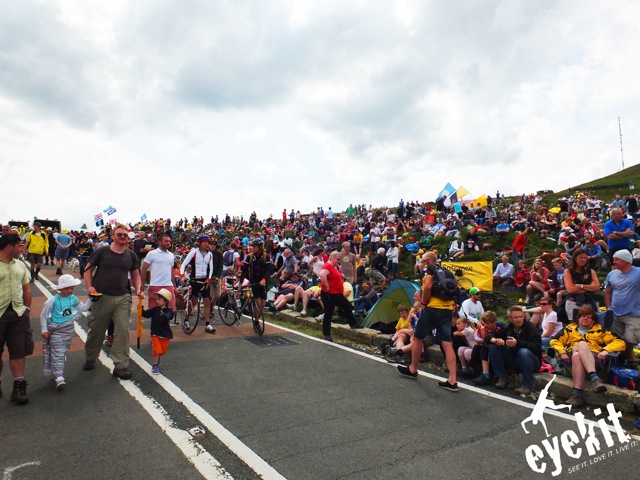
473, 194, 488, 206
441, 261, 494, 292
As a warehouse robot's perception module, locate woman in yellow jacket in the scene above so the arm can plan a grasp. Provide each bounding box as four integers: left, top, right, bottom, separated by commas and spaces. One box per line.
550, 305, 626, 407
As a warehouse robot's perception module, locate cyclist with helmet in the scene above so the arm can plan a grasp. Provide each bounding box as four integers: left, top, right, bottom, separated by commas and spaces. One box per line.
180, 235, 216, 333
242, 239, 268, 324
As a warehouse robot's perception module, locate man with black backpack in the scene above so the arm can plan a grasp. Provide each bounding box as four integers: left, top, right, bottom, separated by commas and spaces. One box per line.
397, 251, 459, 392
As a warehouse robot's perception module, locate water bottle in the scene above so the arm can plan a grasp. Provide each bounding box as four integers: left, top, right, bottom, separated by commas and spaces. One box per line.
236, 298, 241, 308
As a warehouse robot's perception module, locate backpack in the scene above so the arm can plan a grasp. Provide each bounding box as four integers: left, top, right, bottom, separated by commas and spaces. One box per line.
223, 250, 234, 267
607, 367, 639, 390
426, 264, 459, 300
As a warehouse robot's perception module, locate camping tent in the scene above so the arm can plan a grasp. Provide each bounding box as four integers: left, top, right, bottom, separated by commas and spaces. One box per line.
362, 279, 420, 327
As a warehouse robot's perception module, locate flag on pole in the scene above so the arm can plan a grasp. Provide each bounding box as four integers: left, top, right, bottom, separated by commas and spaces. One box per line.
109, 218, 117, 225
95, 219, 104, 227
80, 223, 87, 230
103, 206, 117, 216
456, 186, 470, 199
141, 213, 147, 221
94, 213, 103, 221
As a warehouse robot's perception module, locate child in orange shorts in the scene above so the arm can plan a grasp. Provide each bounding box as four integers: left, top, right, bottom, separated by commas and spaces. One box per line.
143, 288, 174, 375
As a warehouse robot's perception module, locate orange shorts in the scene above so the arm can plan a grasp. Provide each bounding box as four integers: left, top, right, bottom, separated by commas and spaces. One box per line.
151, 336, 170, 356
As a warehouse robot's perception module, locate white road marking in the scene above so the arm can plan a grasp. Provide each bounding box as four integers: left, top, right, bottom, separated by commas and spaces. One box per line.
3, 462, 41, 480
33, 274, 285, 480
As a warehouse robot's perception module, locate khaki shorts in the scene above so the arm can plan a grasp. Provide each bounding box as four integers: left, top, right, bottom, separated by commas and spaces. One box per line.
612, 315, 640, 344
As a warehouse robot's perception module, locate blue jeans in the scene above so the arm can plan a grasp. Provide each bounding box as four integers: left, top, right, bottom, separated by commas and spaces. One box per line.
488, 345, 540, 389
512, 248, 524, 270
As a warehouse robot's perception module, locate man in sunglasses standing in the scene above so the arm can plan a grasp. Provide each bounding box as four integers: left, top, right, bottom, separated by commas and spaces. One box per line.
83, 224, 143, 380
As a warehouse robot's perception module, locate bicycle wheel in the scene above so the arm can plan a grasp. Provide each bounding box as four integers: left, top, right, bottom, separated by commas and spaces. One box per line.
251, 300, 265, 336
182, 297, 199, 334
218, 294, 239, 326
457, 277, 474, 291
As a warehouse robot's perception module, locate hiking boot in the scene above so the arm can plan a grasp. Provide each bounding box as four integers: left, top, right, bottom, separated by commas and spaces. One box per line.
83, 360, 96, 371
515, 386, 532, 395
11, 380, 28, 405
495, 378, 508, 389
205, 324, 216, 334
437, 381, 459, 392
397, 365, 418, 378
565, 395, 584, 408
112, 368, 132, 380
592, 378, 607, 393
56, 267, 62, 275
473, 375, 490, 386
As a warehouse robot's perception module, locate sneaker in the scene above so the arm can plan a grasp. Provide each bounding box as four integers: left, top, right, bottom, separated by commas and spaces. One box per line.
83, 360, 96, 371
397, 365, 418, 378
323, 335, 333, 342
112, 368, 132, 380
495, 378, 508, 389
315, 313, 324, 322
205, 324, 216, 334
437, 381, 459, 392
286, 304, 296, 310
56, 379, 66, 392
592, 378, 607, 393
515, 386, 532, 395
183, 320, 190, 330
300, 310, 307, 316
106, 335, 114, 347
151, 365, 160, 375
10, 380, 28, 405
473, 375, 490, 386
56, 267, 62, 275
565, 395, 584, 408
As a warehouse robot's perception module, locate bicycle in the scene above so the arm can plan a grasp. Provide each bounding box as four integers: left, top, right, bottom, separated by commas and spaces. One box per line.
177, 280, 208, 334
217, 285, 265, 335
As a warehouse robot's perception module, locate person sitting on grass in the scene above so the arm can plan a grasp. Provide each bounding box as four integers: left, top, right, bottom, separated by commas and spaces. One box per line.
550, 305, 626, 408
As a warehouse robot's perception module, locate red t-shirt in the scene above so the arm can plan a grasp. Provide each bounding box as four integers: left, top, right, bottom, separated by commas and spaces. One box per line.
321, 262, 343, 294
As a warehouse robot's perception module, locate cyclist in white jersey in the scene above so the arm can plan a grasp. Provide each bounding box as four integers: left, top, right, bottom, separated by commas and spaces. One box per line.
180, 235, 215, 333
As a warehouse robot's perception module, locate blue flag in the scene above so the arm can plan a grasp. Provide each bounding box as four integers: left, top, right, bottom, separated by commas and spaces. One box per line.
141, 213, 147, 221
103, 206, 117, 216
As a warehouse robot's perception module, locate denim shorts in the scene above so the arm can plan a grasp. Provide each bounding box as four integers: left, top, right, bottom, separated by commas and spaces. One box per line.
414, 306, 453, 343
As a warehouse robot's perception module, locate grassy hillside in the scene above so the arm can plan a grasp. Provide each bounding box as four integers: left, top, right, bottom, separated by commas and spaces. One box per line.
541, 163, 640, 206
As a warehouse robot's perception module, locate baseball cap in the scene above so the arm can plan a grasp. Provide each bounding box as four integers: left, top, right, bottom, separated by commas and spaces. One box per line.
469, 287, 480, 295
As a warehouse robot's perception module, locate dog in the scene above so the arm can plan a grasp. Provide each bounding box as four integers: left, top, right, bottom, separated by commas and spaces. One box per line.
67, 257, 80, 273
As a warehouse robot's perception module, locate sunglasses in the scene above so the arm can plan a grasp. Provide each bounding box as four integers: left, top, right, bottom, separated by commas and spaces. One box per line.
114, 233, 128, 238
539, 302, 550, 306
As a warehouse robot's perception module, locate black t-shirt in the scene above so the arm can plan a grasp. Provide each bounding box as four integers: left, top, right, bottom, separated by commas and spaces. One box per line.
88, 247, 139, 296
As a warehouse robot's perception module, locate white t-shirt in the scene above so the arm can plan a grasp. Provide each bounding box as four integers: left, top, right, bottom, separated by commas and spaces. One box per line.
459, 299, 485, 324
541, 311, 562, 337
144, 248, 175, 287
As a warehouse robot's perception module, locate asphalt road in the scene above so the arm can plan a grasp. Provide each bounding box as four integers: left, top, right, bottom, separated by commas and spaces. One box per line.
2, 263, 639, 480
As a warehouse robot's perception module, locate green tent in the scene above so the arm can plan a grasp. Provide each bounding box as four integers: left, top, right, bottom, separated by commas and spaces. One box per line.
362, 279, 420, 327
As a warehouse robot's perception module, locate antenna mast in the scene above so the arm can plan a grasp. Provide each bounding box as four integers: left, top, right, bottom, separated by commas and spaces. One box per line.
618, 116, 624, 170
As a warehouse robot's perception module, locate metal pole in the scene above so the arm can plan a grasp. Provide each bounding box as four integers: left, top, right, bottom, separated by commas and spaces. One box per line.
619, 116, 624, 170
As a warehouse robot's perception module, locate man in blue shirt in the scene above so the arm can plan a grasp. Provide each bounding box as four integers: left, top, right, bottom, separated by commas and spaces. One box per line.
604, 249, 640, 362
54, 229, 73, 275
603, 208, 635, 262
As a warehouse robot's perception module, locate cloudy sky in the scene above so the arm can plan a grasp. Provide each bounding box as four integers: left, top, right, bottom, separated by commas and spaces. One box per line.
1, 0, 639, 230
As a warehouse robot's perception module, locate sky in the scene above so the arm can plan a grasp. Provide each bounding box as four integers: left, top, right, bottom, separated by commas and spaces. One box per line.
1, 0, 639, 230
